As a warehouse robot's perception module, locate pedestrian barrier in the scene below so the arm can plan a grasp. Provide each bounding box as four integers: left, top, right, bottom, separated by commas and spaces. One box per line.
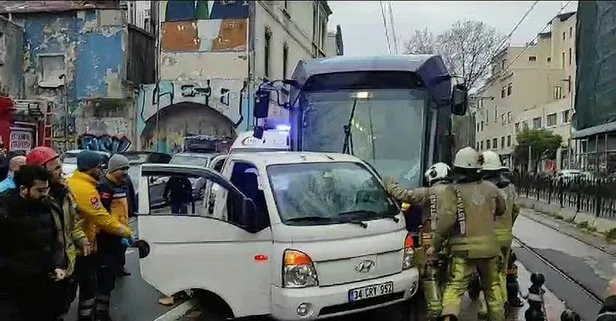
514, 174, 616, 219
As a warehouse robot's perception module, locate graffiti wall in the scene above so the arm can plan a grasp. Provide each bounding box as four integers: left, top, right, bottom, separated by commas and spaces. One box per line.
77, 133, 131, 154
158, 1, 250, 81
137, 79, 247, 153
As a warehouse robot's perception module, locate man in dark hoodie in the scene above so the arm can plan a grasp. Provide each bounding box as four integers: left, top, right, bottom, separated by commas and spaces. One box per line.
0, 165, 67, 321
598, 279, 616, 321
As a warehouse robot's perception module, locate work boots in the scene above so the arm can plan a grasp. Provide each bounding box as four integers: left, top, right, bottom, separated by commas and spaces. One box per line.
77, 298, 96, 321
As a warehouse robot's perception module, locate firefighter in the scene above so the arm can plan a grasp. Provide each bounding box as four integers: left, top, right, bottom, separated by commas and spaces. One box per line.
67, 151, 132, 321
26, 146, 91, 320
430, 147, 507, 321
383, 162, 452, 320
480, 152, 524, 308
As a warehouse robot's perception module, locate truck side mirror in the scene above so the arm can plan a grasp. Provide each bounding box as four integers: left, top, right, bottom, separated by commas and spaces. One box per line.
451, 84, 468, 116
241, 197, 261, 233
253, 89, 270, 118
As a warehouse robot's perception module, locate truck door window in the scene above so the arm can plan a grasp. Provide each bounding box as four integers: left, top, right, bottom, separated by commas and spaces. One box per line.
227, 162, 270, 228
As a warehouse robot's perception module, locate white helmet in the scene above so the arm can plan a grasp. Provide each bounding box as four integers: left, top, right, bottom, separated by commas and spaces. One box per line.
424, 162, 451, 185
480, 151, 502, 171
453, 147, 480, 169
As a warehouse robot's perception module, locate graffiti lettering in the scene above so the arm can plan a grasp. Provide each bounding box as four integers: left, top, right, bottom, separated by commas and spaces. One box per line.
77, 134, 131, 154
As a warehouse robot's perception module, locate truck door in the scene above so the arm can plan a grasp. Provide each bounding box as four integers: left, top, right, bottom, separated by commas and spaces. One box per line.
205, 154, 228, 216
137, 164, 273, 318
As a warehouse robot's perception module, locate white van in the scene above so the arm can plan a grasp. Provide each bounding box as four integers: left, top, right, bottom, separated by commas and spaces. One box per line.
137, 152, 419, 321
228, 129, 290, 154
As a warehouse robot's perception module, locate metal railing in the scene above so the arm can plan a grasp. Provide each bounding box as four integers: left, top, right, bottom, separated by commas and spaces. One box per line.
514, 174, 616, 219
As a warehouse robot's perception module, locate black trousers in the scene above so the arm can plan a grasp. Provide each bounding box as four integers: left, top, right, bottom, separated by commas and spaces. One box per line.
75, 253, 118, 320
11, 276, 58, 321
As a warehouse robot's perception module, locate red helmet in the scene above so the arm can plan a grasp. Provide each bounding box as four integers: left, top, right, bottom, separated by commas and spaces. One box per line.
27, 146, 59, 166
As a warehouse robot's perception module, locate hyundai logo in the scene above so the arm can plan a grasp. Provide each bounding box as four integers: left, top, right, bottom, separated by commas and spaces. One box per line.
355, 260, 376, 273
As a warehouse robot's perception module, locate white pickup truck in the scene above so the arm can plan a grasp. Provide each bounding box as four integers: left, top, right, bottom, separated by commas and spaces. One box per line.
136, 152, 419, 321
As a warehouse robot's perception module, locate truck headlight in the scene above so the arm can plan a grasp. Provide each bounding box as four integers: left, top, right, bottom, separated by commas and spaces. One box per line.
402, 234, 415, 270
283, 249, 319, 288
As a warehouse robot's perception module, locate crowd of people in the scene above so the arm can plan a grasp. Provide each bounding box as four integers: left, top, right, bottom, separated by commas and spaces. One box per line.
0, 147, 134, 321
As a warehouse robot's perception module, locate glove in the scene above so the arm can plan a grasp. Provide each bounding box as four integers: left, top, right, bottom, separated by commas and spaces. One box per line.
121, 236, 136, 248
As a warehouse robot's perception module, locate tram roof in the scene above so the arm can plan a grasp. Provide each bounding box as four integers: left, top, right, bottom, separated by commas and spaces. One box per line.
292, 55, 443, 81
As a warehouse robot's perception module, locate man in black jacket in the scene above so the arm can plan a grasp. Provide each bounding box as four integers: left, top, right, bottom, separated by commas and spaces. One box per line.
0, 165, 67, 321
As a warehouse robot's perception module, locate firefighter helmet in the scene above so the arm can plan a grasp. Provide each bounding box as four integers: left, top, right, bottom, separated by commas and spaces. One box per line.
453, 147, 480, 169
26, 146, 59, 166
424, 162, 450, 185
480, 151, 502, 171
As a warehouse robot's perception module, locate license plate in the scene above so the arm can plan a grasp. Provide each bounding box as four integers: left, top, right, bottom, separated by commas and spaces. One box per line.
348, 281, 394, 302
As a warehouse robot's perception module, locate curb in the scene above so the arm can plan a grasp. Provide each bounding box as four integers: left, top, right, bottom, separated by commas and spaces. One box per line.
152, 298, 199, 321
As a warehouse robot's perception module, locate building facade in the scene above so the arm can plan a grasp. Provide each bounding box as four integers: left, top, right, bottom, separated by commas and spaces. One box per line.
0, 1, 156, 152
474, 11, 576, 170
136, 0, 343, 153
0, 16, 23, 98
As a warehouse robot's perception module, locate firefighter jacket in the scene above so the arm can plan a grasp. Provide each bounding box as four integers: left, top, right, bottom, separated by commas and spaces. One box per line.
67, 171, 131, 252
494, 183, 519, 248
432, 180, 506, 259
386, 181, 451, 234
49, 182, 87, 276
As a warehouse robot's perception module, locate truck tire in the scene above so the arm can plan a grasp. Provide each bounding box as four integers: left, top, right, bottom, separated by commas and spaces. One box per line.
195, 306, 226, 321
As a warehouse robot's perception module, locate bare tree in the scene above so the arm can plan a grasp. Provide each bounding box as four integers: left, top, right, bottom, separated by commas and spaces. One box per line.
404, 20, 505, 89
403, 28, 436, 55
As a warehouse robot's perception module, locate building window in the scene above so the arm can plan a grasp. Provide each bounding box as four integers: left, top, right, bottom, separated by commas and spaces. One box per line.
501, 136, 505, 149
561, 52, 565, 68
507, 135, 511, 147
501, 86, 506, 98
477, 142, 480, 150
522, 121, 529, 130
486, 140, 491, 149
568, 48, 572, 66
501, 113, 506, 125
528, 56, 537, 62
494, 107, 498, 122
312, 3, 319, 43
515, 122, 520, 133
320, 19, 327, 50
533, 117, 542, 129
553, 86, 563, 99
569, 26, 573, 38
480, 141, 484, 150
547, 57, 551, 63
567, 75, 572, 93
38, 54, 66, 88
562, 32, 565, 41
480, 121, 484, 131
284, 0, 288, 9
492, 138, 498, 149
501, 59, 506, 70
547, 113, 557, 127
476, 123, 480, 132
507, 111, 512, 124
507, 83, 512, 96
282, 44, 289, 78
264, 29, 271, 78
563, 110, 571, 123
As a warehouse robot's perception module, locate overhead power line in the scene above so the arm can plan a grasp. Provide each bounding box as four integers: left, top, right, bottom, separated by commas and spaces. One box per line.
379, 1, 392, 54
387, 1, 399, 54
501, 1, 573, 72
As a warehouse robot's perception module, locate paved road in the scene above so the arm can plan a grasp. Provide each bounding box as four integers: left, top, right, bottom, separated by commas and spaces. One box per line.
512, 210, 610, 321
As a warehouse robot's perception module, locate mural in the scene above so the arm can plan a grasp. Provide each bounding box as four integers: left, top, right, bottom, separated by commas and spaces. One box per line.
160, 0, 249, 52
77, 133, 132, 154
137, 79, 246, 153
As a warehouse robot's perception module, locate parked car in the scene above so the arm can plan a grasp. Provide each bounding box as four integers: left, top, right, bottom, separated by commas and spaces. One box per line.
554, 169, 582, 182
169, 152, 220, 199
61, 150, 110, 177
123, 151, 172, 208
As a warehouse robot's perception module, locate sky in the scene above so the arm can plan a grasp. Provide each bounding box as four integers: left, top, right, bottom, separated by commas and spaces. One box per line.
328, 1, 578, 56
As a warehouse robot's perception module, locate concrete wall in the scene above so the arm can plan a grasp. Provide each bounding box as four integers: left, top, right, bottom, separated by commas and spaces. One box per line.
136, 79, 245, 153
13, 9, 136, 150
0, 16, 24, 98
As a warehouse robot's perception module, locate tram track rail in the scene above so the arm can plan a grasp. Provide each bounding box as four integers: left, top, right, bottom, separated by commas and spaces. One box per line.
513, 235, 604, 305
